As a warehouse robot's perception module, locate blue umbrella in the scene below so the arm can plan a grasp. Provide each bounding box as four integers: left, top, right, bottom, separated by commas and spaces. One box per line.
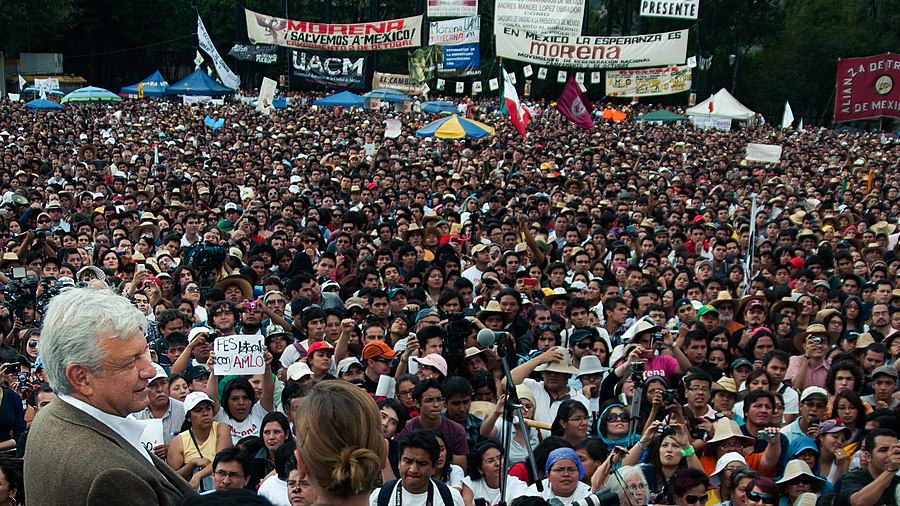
364, 89, 413, 102
23, 99, 64, 110
421, 101, 458, 114
62, 86, 122, 104
416, 114, 495, 139
314, 91, 364, 107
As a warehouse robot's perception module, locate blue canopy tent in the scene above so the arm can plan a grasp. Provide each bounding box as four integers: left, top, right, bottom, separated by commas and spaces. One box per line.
313, 91, 364, 107
165, 70, 235, 96
364, 89, 412, 102
421, 101, 458, 114
120, 71, 169, 98
23, 99, 64, 110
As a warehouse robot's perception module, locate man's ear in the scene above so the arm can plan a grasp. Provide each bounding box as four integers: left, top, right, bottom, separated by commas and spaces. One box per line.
65, 363, 94, 397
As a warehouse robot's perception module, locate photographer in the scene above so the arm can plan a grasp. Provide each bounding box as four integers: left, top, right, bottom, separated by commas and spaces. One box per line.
620, 420, 704, 504
739, 390, 787, 477
0, 358, 26, 454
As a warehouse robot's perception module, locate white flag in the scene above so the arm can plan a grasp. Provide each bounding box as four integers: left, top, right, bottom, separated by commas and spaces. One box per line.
385, 118, 402, 138
194, 52, 204, 69
781, 100, 794, 129
798, 118, 804, 131
17, 75, 26, 91
197, 15, 240, 89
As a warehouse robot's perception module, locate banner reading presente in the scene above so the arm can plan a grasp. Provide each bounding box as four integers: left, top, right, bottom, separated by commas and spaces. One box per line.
293, 50, 366, 89
495, 0, 584, 35
606, 65, 692, 97
834, 53, 900, 122
639, 0, 699, 20
429, 16, 480, 45
495, 26, 688, 69
428, 0, 478, 18
246, 9, 422, 52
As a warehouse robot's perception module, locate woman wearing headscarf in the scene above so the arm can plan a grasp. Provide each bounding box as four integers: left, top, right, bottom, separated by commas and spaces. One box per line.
595, 402, 639, 453
527, 447, 592, 503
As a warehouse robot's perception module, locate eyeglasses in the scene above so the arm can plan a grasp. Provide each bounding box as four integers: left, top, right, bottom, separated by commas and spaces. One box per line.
803, 401, 826, 409
397, 389, 413, 398
567, 415, 587, 423
482, 456, 502, 466
214, 470, 244, 480
746, 491, 776, 504
684, 494, 709, 504
186, 286, 200, 293
688, 386, 711, 393
421, 396, 444, 405
607, 413, 630, 422
550, 467, 579, 475
37, 220, 50, 224
627, 483, 647, 492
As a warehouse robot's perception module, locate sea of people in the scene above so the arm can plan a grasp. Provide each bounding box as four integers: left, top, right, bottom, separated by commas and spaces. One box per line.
0, 90, 898, 505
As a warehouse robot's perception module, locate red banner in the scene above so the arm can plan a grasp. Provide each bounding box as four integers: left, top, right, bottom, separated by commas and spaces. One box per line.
834, 53, 900, 122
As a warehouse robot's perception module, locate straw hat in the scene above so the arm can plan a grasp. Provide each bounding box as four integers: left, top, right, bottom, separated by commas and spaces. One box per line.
213, 275, 254, 300
793, 323, 840, 353
707, 418, 755, 446
708, 292, 739, 312
871, 221, 897, 236
534, 349, 580, 375
711, 377, 737, 395
776, 460, 825, 489
769, 297, 803, 320
476, 300, 513, 325
131, 221, 160, 242
463, 347, 498, 371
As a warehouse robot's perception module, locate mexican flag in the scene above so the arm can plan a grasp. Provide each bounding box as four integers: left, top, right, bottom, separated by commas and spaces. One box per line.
500, 66, 530, 136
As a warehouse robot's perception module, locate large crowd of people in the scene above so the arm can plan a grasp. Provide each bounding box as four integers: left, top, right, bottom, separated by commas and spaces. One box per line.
0, 90, 898, 506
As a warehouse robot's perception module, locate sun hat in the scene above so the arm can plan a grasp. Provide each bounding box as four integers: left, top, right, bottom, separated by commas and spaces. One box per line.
412, 354, 448, 377
776, 459, 825, 489
710, 452, 747, 486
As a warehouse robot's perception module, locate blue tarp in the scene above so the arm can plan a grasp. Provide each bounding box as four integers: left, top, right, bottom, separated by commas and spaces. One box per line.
120, 71, 169, 97
313, 91, 364, 107
165, 70, 235, 97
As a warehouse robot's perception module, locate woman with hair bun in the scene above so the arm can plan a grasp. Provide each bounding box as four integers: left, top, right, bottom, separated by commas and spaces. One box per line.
294, 380, 385, 506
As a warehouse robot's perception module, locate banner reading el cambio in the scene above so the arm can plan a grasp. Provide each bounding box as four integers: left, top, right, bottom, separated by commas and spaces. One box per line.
373, 72, 426, 95
293, 50, 366, 89
495, 0, 584, 35
495, 26, 688, 69
834, 53, 900, 122
429, 16, 480, 45
639, 0, 699, 20
606, 65, 691, 97
246, 9, 422, 52
428, 0, 477, 18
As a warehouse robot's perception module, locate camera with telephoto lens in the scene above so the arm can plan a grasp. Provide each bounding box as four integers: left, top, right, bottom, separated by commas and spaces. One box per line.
186, 241, 225, 284
441, 310, 471, 375
34, 228, 51, 240
657, 424, 677, 437
629, 360, 645, 386
568, 487, 620, 506
662, 389, 680, 404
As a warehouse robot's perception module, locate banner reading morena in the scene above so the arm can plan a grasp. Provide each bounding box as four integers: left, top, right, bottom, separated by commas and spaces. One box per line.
495, 26, 688, 69
429, 16, 480, 46
246, 8, 422, 52
834, 53, 900, 122
292, 50, 366, 89
606, 65, 692, 97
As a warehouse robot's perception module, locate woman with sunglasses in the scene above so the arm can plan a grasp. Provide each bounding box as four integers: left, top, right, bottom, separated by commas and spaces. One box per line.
596, 403, 635, 453
744, 476, 779, 506
671, 467, 711, 506
622, 420, 704, 504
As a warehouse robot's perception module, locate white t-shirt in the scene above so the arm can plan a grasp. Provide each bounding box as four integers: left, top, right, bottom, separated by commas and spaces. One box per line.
369, 480, 465, 506
461, 475, 531, 505
214, 401, 269, 444
446, 464, 465, 490
521, 378, 591, 429
527, 479, 591, 504
257, 475, 290, 506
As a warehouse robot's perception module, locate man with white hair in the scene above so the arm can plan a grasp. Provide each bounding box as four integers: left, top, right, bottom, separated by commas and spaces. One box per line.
24, 287, 195, 505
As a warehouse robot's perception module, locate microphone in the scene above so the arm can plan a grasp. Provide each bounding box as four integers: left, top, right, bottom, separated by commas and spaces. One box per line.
476, 328, 496, 348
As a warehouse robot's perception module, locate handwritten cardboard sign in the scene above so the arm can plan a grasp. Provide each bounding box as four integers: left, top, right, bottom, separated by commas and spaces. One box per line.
214, 334, 266, 375
138, 419, 164, 452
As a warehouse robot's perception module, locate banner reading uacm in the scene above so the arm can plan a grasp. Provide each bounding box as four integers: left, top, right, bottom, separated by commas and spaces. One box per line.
495, 26, 689, 69
292, 51, 366, 89
246, 8, 422, 52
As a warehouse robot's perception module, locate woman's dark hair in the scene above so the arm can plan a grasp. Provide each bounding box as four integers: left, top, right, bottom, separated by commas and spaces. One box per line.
377, 398, 410, 430
550, 399, 589, 437
529, 436, 573, 483
746, 476, 779, 500
670, 467, 710, 496
468, 441, 503, 480
471, 370, 497, 399
826, 360, 863, 395
830, 390, 867, 429
235, 435, 264, 457
742, 329, 775, 360
0, 457, 24, 505
744, 369, 773, 391
425, 429, 454, 483
436, 288, 463, 311
729, 469, 760, 497
841, 296, 865, 329
647, 430, 688, 485
574, 438, 608, 463
221, 377, 256, 419
259, 412, 293, 441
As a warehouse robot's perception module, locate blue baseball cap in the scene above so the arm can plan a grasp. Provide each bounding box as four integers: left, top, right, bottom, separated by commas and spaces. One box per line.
415, 308, 439, 324
387, 286, 408, 300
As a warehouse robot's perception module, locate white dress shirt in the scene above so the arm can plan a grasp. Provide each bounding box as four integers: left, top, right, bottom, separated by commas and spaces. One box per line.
58, 394, 152, 463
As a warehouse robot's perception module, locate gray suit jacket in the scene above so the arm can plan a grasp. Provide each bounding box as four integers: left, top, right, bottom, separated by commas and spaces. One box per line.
24, 399, 196, 506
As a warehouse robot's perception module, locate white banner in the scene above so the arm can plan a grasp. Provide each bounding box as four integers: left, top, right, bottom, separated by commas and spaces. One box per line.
605, 65, 692, 97
745, 143, 783, 163
495, 0, 584, 35
691, 116, 731, 130
198, 16, 241, 89
590, 71, 601, 83
640, 0, 699, 20
373, 72, 426, 95
428, 0, 478, 18
213, 334, 266, 375
246, 9, 422, 51
183, 95, 212, 105
537, 67, 548, 79
429, 16, 480, 45
522, 65, 533, 77
256, 77, 277, 113
496, 26, 688, 69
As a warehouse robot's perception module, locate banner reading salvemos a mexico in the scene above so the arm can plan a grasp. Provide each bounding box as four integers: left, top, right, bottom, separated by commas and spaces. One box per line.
246, 8, 422, 52
495, 25, 688, 69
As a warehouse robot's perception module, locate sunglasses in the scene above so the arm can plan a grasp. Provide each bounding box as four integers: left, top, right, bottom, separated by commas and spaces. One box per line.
684, 494, 709, 504
574, 341, 593, 349
791, 476, 814, 485
537, 323, 558, 331
606, 413, 630, 422
746, 491, 776, 504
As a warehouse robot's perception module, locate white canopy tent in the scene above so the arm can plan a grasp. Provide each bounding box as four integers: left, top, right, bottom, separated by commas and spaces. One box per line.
687, 88, 756, 120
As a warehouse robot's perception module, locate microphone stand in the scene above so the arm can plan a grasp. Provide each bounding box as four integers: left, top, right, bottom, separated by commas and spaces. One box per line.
495, 332, 542, 506
626, 363, 644, 445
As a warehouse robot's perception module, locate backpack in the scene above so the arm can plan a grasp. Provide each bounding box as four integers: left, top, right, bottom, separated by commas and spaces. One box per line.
376, 478, 455, 506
